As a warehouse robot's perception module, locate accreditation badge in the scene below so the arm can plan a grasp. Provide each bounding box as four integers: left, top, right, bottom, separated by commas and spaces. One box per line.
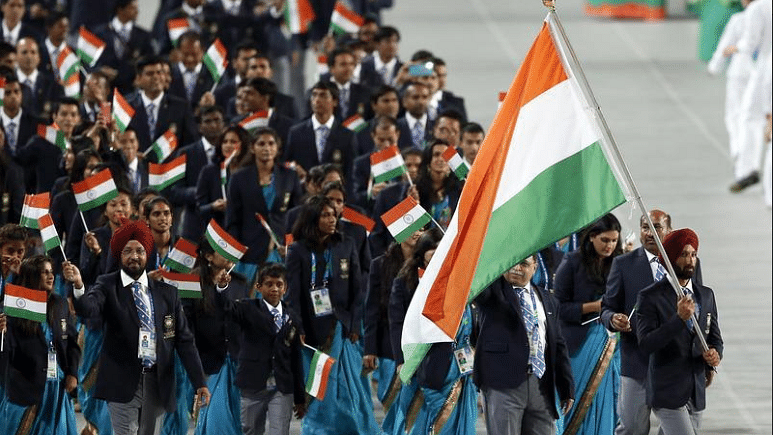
339, 259, 349, 280
60, 318, 68, 340
332, 149, 342, 163
139, 329, 156, 359
453, 345, 474, 376
705, 313, 711, 335
280, 192, 291, 212
47, 351, 58, 379
163, 315, 175, 339
310, 287, 333, 317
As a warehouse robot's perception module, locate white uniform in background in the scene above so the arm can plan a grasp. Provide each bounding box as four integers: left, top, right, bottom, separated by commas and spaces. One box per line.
762, 55, 772, 207
733, 0, 772, 182
708, 9, 754, 159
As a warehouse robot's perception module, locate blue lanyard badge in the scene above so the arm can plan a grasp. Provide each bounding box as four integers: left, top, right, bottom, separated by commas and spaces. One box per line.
309, 250, 333, 317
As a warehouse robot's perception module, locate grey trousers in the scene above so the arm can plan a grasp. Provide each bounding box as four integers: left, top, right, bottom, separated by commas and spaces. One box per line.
107, 372, 165, 435
482, 374, 556, 435
615, 376, 651, 435
240, 389, 294, 435
653, 400, 702, 435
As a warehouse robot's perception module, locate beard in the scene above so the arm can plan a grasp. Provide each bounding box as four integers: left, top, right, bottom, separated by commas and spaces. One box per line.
675, 264, 695, 281
121, 261, 145, 280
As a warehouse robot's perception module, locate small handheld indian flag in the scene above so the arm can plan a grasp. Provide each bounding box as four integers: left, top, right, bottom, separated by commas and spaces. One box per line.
304, 345, 335, 400
148, 155, 186, 190
341, 206, 375, 232
38, 124, 68, 152
20, 193, 50, 229
381, 196, 431, 243
316, 55, 329, 77
167, 18, 192, 46
329, 1, 364, 35
145, 130, 178, 162
163, 238, 198, 273
342, 114, 366, 133
56, 46, 80, 82
441, 146, 469, 180
112, 89, 135, 133
3, 284, 47, 323
203, 38, 228, 84
38, 214, 63, 255
63, 72, 81, 98
159, 270, 202, 299
0, 77, 6, 106
76, 26, 106, 67
284, 0, 316, 34
238, 111, 269, 134
255, 213, 281, 248
205, 219, 247, 263
370, 145, 407, 184
72, 169, 118, 211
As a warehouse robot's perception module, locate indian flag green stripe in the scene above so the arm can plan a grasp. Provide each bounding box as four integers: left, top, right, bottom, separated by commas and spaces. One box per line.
392, 212, 430, 243
165, 258, 191, 273
179, 290, 202, 299
42, 233, 62, 252
305, 351, 320, 392
373, 165, 407, 184
5, 305, 46, 322
77, 189, 118, 211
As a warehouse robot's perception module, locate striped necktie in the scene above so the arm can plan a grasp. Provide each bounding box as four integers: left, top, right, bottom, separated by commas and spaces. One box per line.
683, 287, 700, 332
131, 282, 155, 367
271, 307, 282, 332
652, 257, 665, 281
411, 120, 424, 148
316, 125, 329, 161
516, 287, 545, 378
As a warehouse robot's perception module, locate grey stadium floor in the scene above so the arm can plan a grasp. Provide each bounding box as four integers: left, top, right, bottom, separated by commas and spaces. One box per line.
84, 0, 771, 433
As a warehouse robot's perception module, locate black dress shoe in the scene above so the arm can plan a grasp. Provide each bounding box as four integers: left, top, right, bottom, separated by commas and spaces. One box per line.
729, 171, 760, 193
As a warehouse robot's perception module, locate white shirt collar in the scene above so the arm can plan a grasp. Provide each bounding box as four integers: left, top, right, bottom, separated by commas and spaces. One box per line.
374, 55, 397, 73
312, 114, 335, 130
352, 63, 361, 83
332, 79, 351, 91
223, 0, 242, 11
16, 68, 38, 85
111, 16, 134, 34
430, 90, 442, 108
178, 61, 202, 75
182, 3, 203, 16
1, 107, 22, 126
45, 38, 67, 56
682, 279, 693, 292
201, 136, 214, 152
121, 269, 149, 289
141, 90, 164, 109
263, 299, 283, 315
2, 20, 21, 44
405, 111, 427, 129
127, 157, 138, 172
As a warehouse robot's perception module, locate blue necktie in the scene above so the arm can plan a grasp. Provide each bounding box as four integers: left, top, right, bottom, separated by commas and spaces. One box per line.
683, 287, 700, 332
411, 120, 424, 148
271, 307, 282, 333
185, 70, 197, 101
516, 287, 545, 378
339, 86, 349, 117
316, 125, 329, 161
6, 122, 16, 153
131, 282, 155, 367
146, 103, 156, 139
653, 258, 665, 281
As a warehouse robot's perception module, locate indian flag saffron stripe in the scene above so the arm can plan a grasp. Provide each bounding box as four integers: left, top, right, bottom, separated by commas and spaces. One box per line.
76, 26, 105, 67
370, 145, 407, 184
0, 77, 6, 106
148, 130, 178, 162
112, 89, 135, 133
399, 17, 631, 382
38, 124, 68, 152
203, 39, 228, 83
72, 169, 118, 211
38, 214, 62, 253
163, 238, 198, 273
316, 55, 328, 77
330, 2, 364, 34
159, 270, 202, 298
284, 0, 316, 34
381, 196, 431, 244
3, 284, 47, 323
63, 71, 80, 98
56, 46, 80, 81
148, 155, 186, 190
442, 146, 469, 180
255, 213, 281, 247
342, 114, 366, 132
205, 219, 247, 263
305, 347, 335, 399
341, 206, 375, 232
239, 111, 269, 133
20, 193, 50, 229
168, 18, 191, 45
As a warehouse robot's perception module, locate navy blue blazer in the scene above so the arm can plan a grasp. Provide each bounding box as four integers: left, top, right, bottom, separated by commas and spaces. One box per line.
127, 92, 199, 153
364, 253, 397, 358
64, 208, 103, 269
225, 164, 303, 264
14, 135, 65, 194
231, 111, 294, 148
396, 116, 434, 149
94, 22, 154, 94
229, 297, 305, 403
168, 140, 213, 240
195, 163, 226, 235
168, 64, 216, 110
473, 277, 574, 419
554, 249, 607, 355
285, 236, 363, 348
21, 70, 61, 120
435, 90, 467, 123
368, 181, 409, 258
73, 271, 207, 411
359, 56, 403, 91
2, 110, 41, 155
0, 293, 80, 407
0, 161, 24, 226
636, 279, 723, 411
304, 81, 371, 121
283, 118, 357, 191
224, 92, 299, 123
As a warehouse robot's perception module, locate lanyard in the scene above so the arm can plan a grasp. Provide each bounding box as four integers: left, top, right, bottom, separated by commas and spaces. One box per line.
310, 249, 332, 289
535, 252, 549, 288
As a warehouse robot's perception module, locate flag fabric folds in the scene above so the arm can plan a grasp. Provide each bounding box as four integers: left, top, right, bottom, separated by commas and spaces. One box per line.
72, 169, 119, 211
167, 18, 191, 46
147, 130, 178, 162
205, 219, 247, 263
203, 39, 228, 84
63, 72, 81, 98
370, 145, 407, 184
159, 270, 202, 299
112, 89, 135, 133
238, 111, 269, 134
442, 146, 470, 180
20, 193, 50, 229
380, 196, 431, 244
56, 46, 80, 82
76, 26, 106, 67
329, 2, 364, 35
0, 77, 5, 105
284, 0, 316, 34
163, 238, 198, 273
304, 346, 335, 400
38, 124, 68, 152
4, 284, 47, 322
38, 214, 63, 253
342, 114, 366, 132
148, 155, 186, 190
399, 16, 632, 382
341, 206, 375, 232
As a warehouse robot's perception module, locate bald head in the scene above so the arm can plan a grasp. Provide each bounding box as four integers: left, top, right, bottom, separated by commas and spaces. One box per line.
16, 37, 39, 74
639, 209, 672, 255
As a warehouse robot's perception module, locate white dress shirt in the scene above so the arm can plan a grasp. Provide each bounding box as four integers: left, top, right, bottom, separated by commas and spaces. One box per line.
2, 20, 21, 45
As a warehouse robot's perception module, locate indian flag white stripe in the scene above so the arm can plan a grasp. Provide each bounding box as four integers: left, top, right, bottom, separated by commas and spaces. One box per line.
112, 89, 134, 133
305, 349, 334, 399
384, 201, 431, 243
168, 18, 191, 44
203, 39, 227, 83
4, 285, 47, 323
57, 47, 80, 81
399, 16, 632, 382
370, 146, 406, 184
76, 26, 105, 67
205, 221, 246, 263
20, 193, 49, 229
39, 215, 62, 253
148, 130, 177, 161
148, 156, 186, 190
73, 170, 118, 211
443, 148, 469, 179
64, 72, 80, 98
330, 3, 363, 34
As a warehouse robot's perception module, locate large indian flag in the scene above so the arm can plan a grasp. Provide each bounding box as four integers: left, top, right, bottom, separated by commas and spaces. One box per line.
399, 15, 632, 382
4, 284, 47, 322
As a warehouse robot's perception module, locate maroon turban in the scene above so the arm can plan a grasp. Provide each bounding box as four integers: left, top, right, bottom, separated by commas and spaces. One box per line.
110, 218, 155, 261
658, 228, 699, 268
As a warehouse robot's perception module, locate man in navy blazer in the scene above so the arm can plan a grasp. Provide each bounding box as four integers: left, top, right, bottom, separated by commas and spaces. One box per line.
16, 37, 60, 120
167, 31, 215, 110
635, 228, 722, 434
68, 219, 210, 435
283, 81, 358, 194
352, 115, 400, 211
358, 26, 402, 91
127, 56, 199, 153
306, 48, 371, 121
232, 77, 294, 146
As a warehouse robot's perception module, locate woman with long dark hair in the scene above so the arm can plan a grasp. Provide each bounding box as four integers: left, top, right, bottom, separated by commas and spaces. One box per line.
388, 229, 478, 435
285, 195, 379, 434
0, 255, 80, 435
554, 213, 623, 434
409, 140, 463, 231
